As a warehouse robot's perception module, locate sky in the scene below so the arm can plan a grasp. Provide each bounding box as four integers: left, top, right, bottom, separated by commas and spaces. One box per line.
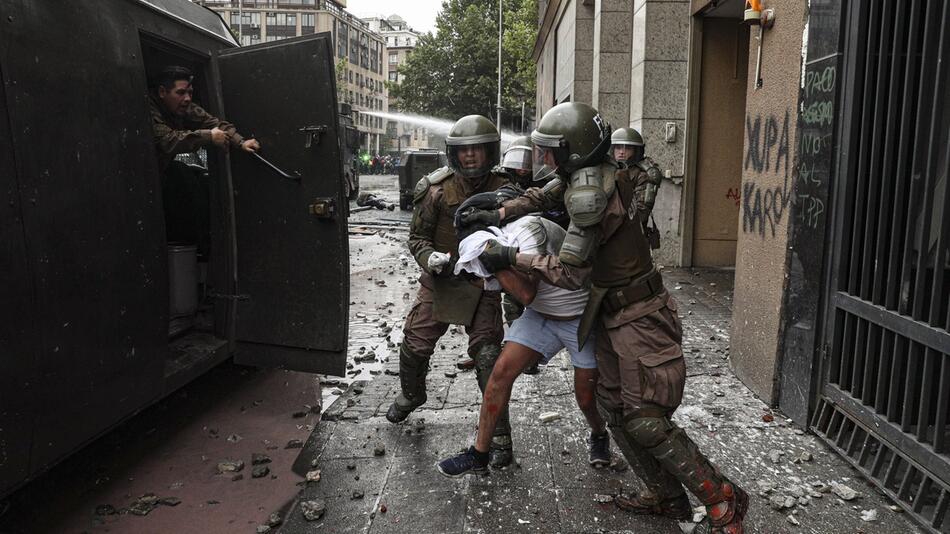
344, 0, 444, 34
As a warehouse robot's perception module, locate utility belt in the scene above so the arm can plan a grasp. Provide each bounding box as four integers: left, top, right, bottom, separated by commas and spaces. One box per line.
601, 270, 664, 313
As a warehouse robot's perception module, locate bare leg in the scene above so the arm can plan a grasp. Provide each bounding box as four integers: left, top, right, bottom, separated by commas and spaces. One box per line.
474, 342, 541, 452
574, 367, 606, 434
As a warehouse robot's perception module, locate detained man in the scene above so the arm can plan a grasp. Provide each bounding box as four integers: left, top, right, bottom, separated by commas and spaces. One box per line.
435, 209, 610, 477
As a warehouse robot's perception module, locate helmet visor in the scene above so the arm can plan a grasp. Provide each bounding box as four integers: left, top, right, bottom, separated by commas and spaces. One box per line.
502, 147, 532, 171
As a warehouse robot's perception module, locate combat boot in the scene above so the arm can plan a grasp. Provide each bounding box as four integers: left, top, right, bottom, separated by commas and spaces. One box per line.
615, 491, 691, 520
625, 415, 747, 533
385, 344, 429, 423
489, 434, 513, 468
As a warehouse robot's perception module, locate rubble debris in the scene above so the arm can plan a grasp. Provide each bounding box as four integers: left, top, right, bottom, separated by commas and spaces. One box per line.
94, 504, 117, 516
861, 509, 878, 522
226, 433, 243, 443
256, 525, 272, 534
831, 483, 858, 501
592, 494, 613, 504
252, 466, 270, 478
128, 494, 160, 516
158, 497, 181, 507
300, 499, 326, 521
787, 514, 801, 526
373, 442, 386, 456
286, 439, 304, 449
379, 504, 388, 513
216, 459, 245, 474
346, 462, 357, 470
539, 412, 562, 423
762, 413, 775, 423
266, 512, 283, 527
352, 490, 365, 500
306, 470, 322, 483
768, 449, 784, 464
252, 453, 272, 466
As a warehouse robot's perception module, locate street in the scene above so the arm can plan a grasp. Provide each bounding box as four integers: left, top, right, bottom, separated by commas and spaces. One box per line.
0, 174, 920, 534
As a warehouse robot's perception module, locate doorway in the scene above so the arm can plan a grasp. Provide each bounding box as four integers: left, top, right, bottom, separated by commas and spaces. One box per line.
690, 16, 749, 266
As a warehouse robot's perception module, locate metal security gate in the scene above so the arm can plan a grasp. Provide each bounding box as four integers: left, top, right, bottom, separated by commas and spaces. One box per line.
811, 0, 950, 532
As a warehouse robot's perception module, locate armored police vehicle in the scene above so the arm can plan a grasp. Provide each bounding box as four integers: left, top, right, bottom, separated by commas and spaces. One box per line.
0, 0, 349, 497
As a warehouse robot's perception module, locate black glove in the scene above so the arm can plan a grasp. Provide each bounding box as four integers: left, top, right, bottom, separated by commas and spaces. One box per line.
457, 207, 501, 229
479, 240, 517, 273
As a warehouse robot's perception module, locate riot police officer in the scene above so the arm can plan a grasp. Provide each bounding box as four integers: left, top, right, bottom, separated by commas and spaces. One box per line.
611, 127, 662, 248
386, 114, 515, 467
460, 103, 748, 533
499, 135, 534, 190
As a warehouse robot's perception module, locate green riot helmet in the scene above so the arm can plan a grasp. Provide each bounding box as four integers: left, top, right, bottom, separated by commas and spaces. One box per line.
531, 102, 612, 177
610, 127, 645, 165
445, 114, 501, 178
502, 136, 532, 173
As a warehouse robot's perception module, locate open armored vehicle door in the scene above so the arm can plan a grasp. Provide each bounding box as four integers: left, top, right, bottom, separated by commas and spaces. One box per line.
216, 33, 348, 376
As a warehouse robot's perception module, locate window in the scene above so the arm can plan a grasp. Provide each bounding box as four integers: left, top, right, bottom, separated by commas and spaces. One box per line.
389, 51, 398, 64
301, 13, 315, 35
389, 71, 397, 82
337, 21, 348, 58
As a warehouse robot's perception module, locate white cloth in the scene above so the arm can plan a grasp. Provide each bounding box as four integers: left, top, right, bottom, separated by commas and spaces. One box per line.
455, 216, 588, 317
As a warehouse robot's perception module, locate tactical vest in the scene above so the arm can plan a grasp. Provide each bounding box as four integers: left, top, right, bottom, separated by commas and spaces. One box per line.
432, 173, 509, 254
590, 167, 656, 288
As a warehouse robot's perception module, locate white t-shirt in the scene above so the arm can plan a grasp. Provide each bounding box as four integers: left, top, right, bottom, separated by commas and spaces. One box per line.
455, 216, 589, 317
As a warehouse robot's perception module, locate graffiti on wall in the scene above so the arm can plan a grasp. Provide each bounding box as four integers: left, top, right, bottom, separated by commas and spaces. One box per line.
742, 110, 791, 238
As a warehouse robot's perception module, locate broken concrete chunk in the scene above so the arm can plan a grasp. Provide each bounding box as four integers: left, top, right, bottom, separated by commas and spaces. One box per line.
787, 514, 800, 526
352, 490, 365, 500
860, 508, 878, 522
266, 512, 283, 527
539, 412, 561, 423
306, 470, 322, 483
286, 439, 304, 449
300, 499, 326, 521
217, 459, 245, 474
252, 465, 270, 478
768, 449, 784, 464
252, 453, 272, 466
158, 497, 181, 507
256, 526, 272, 534
831, 483, 858, 501
373, 442, 386, 456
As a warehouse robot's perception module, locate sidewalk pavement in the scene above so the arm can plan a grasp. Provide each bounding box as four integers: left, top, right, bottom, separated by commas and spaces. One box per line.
277, 266, 922, 534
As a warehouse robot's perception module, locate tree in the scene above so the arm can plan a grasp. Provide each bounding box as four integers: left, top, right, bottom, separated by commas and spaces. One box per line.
388, 0, 537, 131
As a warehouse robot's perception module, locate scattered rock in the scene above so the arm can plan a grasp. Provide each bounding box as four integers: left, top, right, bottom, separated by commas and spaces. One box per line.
592, 494, 613, 504
346, 462, 357, 470
300, 499, 326, 521
94, 504, 117, 516
831, 483, 858, 501
379, 504, 387, 513
266, 512, 283, 527
252, 453, 272, 466
787, 514, 801, 526
216, 459, 245, 474
769, 495, 796, 511
306, 470, 322, 483
256, 526, 272, 534
762, 414, 775, 423
286, 439, 304, 449
373, 442, 386, 456
352, 490, 365, 500
252, 466, 270, 478
860, 509, 878, 522
129, 494, 160, 516
444, 371, 457, 378
768, 449, 784, 464
226, 433, 243, 443
158, 497, 181, 507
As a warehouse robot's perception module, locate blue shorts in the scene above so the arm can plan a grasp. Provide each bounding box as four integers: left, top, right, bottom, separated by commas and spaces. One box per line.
504, 307, 597, 369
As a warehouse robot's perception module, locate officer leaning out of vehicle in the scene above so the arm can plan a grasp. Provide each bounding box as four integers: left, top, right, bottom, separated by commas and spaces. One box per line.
149, 65, 260, 172
385, 115, 517, 468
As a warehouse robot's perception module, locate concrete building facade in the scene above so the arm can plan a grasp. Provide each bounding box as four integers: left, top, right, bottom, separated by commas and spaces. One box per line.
195, 0, 388, 152
362, 14, 431, 154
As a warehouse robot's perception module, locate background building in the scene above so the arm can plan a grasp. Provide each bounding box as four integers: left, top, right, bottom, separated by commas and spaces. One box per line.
194, 0, 388, 152
362, 14, 430, 154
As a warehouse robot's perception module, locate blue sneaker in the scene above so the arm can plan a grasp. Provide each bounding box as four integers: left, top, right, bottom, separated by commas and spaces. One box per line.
436, 446, 489, 478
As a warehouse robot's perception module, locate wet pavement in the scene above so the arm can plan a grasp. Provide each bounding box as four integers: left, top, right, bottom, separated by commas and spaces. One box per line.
0, 174, 924, 533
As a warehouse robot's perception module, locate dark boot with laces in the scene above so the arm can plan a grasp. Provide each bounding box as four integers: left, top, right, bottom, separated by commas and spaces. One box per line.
436, 446, 489, 478
588, 431, 611, 467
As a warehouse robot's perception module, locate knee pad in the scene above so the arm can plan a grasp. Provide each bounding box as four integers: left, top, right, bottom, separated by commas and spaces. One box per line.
625, 415, 674, 449
473, 343, 502, 372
